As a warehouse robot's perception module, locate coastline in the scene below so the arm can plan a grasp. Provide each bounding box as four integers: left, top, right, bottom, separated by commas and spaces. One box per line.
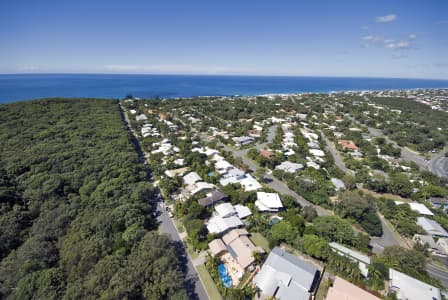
0, 73, 447, 103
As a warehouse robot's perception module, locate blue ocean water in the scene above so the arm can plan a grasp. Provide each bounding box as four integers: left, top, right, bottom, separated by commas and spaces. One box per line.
0, 74, 448, 103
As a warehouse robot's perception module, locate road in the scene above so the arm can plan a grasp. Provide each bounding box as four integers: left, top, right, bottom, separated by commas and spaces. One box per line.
156, 202, 209, 300
221, 146, 330, 216
320, 131, 353, 175
361, 96, 448, 178
427, 150, 448, 178
369, 215, 402, 254
426, 263, 448, 288
119, 103, 208, 300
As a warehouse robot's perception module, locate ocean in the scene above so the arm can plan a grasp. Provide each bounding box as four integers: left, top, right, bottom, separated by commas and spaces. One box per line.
0, 74, 448, 103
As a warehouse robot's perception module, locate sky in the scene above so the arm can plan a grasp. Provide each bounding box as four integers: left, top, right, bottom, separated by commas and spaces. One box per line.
0, 0, 447, 79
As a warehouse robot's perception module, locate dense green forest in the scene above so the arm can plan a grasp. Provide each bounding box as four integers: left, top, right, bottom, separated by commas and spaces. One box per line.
0, 99, 188, 299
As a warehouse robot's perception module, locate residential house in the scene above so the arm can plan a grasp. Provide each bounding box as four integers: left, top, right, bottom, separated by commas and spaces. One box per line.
389, 268, 441, 300
260, 150, 275, 159
135, 114, 148, 121
436, 238, 448, 255
329, 242, 370, 277
325, 276, 381, 300
198, 190, 228, 207
338, 140, 359, 151
232, 136, 254, 147
208, 229, 264, 284
428, 197, 448, 211
412, 234, 438, 252
255, 192, 283, 212
183, 171, 202, 186
417, 217, 448, 237
331, 178, 346, 191
253, 247, 321, 300
275, 161, 304, 173
206, 203, 251, 235
395, 202, 434, 216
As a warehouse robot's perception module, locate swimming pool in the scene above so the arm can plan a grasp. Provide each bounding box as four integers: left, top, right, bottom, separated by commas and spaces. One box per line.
218, 264, 232, 288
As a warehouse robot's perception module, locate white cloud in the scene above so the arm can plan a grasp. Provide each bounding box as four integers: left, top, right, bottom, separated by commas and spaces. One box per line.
392, 54, 408, 59
376, 14, 397, 23
409, 34, 417, 39
362, 35, 384, 42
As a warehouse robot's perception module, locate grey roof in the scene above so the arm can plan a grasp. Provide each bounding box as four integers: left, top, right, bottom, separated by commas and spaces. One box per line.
329, 242, 370, 264
389, 268, 441, 300
198, 190, 228, 207
429, 197, 448, 205
253, 247, 319, 300
417, 217, 448, 237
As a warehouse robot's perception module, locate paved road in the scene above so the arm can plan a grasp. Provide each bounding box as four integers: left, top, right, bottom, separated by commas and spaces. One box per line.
427, 150, 448, 178
320, 131, 353, 175
427, 263, 448, 288
256, 124, 277, 150
156, 203, 209, 300
361, 96, 448, 178
221, 142, 330, 216
369, 215, 402, 254
119, 103, 208, 300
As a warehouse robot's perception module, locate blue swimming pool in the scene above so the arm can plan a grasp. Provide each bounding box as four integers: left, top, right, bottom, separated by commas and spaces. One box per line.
218, 264, 232, 288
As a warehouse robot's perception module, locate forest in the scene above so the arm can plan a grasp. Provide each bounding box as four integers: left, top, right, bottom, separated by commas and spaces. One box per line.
0, 99, 188, 299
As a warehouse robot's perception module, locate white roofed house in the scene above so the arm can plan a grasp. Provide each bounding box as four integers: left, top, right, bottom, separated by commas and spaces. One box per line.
253, 247, 321, 300
417, 217, 448, 237
215, 159, 233, 175
215, 202, 236, 218
389, 268, 441, 300
183, 171, 202, 186
255, 192, 283, 212
135, 114, 148, 121
395, 201, 434, 216
329, 242, 370, 277
275, 161, 304, 173
232, 136, 254, 147
206, 203, 250, 235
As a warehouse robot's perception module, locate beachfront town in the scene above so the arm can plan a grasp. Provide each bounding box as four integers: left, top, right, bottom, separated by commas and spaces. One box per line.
121, 88, 448, 300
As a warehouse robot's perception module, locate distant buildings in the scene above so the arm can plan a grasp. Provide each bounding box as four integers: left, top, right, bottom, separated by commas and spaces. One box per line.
389, 268, 441, 300
253, 247, 321, 300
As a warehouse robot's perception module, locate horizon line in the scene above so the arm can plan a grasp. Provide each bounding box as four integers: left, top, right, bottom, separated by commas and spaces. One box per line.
1, 72, 448, 81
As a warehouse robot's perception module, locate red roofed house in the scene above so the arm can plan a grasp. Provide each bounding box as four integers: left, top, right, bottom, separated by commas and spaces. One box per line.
338, 140, 359, 151
260, 150, 275, 159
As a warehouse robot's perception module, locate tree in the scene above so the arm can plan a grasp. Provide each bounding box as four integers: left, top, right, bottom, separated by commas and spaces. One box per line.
302, 235, 329, 259
342, 174, 357, 190
313, 216, 354, 245
301, 206, 317, 222
270, 221, 299, 245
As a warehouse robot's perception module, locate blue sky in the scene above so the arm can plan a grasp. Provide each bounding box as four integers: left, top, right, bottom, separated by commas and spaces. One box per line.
0, 0, 447, 79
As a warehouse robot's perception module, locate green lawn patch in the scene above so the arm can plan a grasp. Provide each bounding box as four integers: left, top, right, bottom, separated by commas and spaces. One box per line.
250, 232, 271, 252
196, 264, 222, 300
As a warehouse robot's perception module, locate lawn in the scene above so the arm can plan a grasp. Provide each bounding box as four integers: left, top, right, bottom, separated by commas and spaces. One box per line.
315, 277, 331, 300
196, 264, 222, 300
250, 232, 271, 252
